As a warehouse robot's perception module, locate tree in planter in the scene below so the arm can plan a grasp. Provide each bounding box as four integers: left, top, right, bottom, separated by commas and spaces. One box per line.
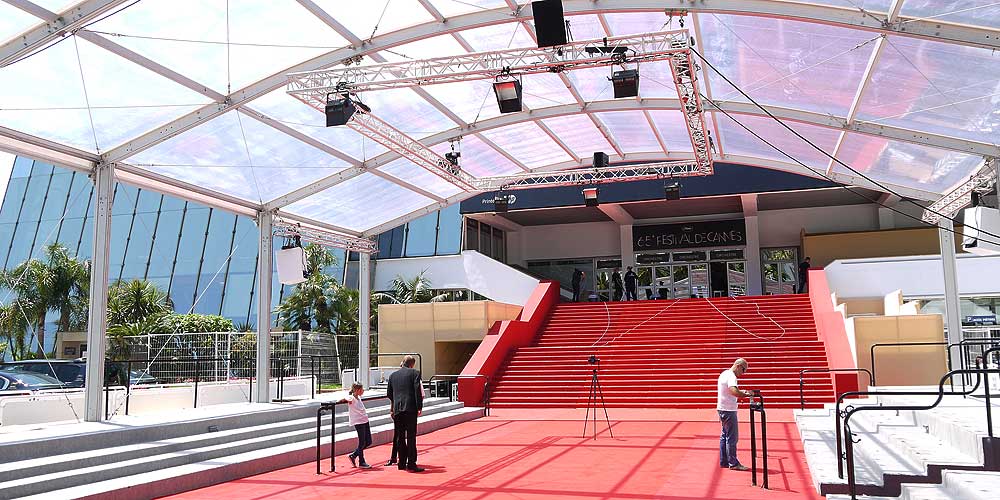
0, 243, 90, 357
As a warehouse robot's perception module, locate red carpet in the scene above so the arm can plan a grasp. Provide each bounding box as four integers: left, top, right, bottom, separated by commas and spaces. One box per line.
165, 408, 821, 500
491, 295, 835, 409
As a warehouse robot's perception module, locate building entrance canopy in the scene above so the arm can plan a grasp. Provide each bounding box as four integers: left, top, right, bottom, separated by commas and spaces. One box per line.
1, 0, 999, 238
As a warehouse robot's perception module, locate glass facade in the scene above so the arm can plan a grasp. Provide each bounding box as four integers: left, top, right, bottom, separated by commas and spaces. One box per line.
462, 217, 506, 262
0, 158, 465, 350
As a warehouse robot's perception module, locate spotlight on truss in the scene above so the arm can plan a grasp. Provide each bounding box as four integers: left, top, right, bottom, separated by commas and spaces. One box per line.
582, 187, 600, 207
611, 69, 639, 98
493, 78, 523, 114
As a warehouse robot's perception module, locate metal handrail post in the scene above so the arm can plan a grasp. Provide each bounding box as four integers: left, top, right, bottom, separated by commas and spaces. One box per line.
310, 356, 316, 399
193, 359, 200, 408
799, 368, 874, 410
315, 406, 323, 475
125, 359, 132, 416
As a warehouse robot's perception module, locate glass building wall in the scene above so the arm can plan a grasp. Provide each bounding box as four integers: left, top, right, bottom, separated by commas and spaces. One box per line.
0, 158, 464, 349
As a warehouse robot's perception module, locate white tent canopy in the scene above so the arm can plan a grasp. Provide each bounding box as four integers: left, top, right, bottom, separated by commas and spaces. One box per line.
1, 0, 998, 233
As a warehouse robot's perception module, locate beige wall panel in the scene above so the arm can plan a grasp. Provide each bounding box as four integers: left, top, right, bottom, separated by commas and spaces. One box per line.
853, 315, 947, 387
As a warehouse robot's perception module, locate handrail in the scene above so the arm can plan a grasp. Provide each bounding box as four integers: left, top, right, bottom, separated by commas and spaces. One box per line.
315, 394, 392, 474
833, 361, 984, 479
273, 355, 340, 401
428, 374, 490, 416
951, 339, 1000, 390
371, 352, 423, 378
842, 366, 1000, 499
869, 342, 949, 385
749, 390, 768, 489
799, 368, 874, 410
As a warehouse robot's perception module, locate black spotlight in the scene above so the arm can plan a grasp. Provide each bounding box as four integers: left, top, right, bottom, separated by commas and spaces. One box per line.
611, 69, 639, 98
582, 187, 600, 207
493, 79, 523, 113
593, 151, 609, 169
664, 182, 681, 201
494, 193, 510, 213
325, 95, 357, 127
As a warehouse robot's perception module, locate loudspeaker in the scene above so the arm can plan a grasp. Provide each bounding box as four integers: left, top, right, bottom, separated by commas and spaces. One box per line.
276, 246, 308, 284
532, 1, 567, 48
325, 97, 357, 127
962, 206, 1000, 255
593, 151, 609, 168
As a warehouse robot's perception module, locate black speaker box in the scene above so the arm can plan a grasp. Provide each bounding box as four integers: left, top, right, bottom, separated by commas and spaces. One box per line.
593, 151, 609, 168
532, 1, 567, 48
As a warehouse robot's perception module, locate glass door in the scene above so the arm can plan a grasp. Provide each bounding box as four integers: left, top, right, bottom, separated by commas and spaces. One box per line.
637, 266, 654, 300
710, 261, 729, 297
672, 265, 691, 299
761, 248, 798, 295
690, 264, 710, 298
728, 261, 747, 296
654, 266, 672, 299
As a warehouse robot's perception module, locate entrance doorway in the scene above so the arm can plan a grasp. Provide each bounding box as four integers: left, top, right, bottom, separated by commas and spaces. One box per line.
635, 248, 746, 299
761, 248, 798, 295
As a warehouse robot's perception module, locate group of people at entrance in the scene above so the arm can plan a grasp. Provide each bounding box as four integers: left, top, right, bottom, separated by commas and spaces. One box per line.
339, 355, 425, 472
571, 267, 640, 302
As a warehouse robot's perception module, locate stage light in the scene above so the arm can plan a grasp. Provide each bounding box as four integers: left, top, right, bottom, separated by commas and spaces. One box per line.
493, 79, 523, 113
611, 69, 639, 98
593, 151, 609, 169
664, 182, 681, 201
325, 95, 357, 127
494, 193, 510, 213
582, 187, 600, 207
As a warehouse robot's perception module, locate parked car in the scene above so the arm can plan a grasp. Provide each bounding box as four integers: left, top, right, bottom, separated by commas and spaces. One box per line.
0, 359, 158, 388
0, 370, 66, 392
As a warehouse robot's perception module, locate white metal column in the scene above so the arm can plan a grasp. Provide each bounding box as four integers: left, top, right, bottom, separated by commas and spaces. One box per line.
84, 162, 114, 422
938, 218, 963, 346
254, 210, 273, 403
359, 252, 372, 387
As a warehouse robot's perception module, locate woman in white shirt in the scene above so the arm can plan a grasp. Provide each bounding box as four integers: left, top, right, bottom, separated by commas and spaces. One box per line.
339, 382, 372, 468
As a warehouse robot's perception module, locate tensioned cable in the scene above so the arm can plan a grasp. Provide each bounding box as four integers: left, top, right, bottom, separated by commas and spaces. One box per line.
369, 0, 394, 43
0, 104, 210, 111
864, 90, 1000, 124
896, 2, 1000, 25
72, 37, 101, 154
234, 111, 265, 204
82, 29, 349, 49
226, 0, 232, 96
690, 45, 1000, 244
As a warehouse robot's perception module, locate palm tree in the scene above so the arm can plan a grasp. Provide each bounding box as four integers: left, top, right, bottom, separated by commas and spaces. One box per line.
0, 243, 90, 357
373, 270, 449, 304
0, 303, 30, 360
107, 279, 173, 327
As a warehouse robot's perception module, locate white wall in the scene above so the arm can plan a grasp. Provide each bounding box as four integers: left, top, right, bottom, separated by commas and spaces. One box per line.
373, 251, 539, 305
758, 204, 878, 247
825, 254, 1000, 299
519, 221, 621, 260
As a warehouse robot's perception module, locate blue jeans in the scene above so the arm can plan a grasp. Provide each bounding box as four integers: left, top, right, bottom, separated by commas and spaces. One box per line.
351, 422, 372, 464
718, 410, 740, 467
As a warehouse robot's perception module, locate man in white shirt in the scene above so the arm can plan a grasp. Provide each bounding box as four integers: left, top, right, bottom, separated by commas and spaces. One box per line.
718, 358, 754, 471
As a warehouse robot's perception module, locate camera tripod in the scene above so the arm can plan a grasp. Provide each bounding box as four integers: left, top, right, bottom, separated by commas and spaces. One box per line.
582, 355, 614, 439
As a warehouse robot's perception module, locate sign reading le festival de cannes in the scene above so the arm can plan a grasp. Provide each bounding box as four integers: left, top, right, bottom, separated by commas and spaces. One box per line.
633, 220, 747, 251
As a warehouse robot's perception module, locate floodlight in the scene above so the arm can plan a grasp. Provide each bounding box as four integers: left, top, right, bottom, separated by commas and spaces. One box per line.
664, 182, 680, 201
325, 95, 357, 127
582, 187, 600, 207
493, 79, 523, 113
611, 69, 639, 98
494, 193, 510, 213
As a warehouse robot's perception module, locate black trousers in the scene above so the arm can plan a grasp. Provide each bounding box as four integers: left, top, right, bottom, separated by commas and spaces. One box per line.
394, 411, 418, 468
389, 415, 403, 461
572, 284, 581, 302
625, 286, 637, 301
613, 286, 623, 301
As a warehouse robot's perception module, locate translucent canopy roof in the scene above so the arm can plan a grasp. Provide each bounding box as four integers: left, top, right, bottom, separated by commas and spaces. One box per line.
1, 0, 998, 236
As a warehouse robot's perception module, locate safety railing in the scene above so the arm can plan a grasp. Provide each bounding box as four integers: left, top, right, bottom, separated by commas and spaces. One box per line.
371, 352, 423, 378
428, 374, 490, 416
275, 355, 341, 401
833, 359, 985, 480
799, 368, 874, 410
315, 395, 391, 474
952, 339, 1000, 388
842, 365, 1000, 499
749, 390, 768, 489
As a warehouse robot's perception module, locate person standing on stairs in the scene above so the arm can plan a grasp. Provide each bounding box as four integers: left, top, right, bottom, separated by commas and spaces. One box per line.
611, 268, 624, 301
624, 266, 638, 301
571, 268, 585, 302
718, 358, 754, 472
387, 355, 424, 472
797, 257, 811, 293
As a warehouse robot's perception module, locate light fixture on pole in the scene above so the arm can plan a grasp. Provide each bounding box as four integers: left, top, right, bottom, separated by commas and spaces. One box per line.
582, 187, 600, 207
493, 77, 523, 113
664, 182, 680, 200
611, 69, 639, 98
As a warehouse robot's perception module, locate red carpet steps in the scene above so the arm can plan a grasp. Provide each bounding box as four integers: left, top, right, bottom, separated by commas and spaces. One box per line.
489, 294, 836, 409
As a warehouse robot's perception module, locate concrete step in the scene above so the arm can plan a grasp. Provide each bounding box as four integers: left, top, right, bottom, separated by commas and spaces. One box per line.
0, 397, 463, 499
14, 406, 483, 500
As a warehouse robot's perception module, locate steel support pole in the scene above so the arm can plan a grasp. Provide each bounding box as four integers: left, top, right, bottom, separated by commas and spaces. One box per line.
938, 218, 963, 346
359, 252, 371, 388
84, 162, 114, 422
254, 210, 274, 403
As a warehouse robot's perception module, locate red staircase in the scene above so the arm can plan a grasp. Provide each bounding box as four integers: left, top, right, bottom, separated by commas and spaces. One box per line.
489, 294, 836, 409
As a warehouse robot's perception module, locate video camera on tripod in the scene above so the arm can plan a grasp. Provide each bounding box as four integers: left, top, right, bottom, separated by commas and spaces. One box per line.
588, 354, 599, 365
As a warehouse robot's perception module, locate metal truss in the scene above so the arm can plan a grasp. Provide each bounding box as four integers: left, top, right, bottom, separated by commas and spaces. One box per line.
274, 220, 378, 254
287, 30, 690, 102
346, 111, 477, 191
473, 160, 705, 192
666, 45, 714, 174
922, 158, 998, 224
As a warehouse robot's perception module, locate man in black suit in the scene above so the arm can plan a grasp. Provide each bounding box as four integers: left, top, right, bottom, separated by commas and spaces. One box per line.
386, 355, 424, 472
624, 266, 639, 301
611, 268, 624, 301
571, 268, 585, 302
